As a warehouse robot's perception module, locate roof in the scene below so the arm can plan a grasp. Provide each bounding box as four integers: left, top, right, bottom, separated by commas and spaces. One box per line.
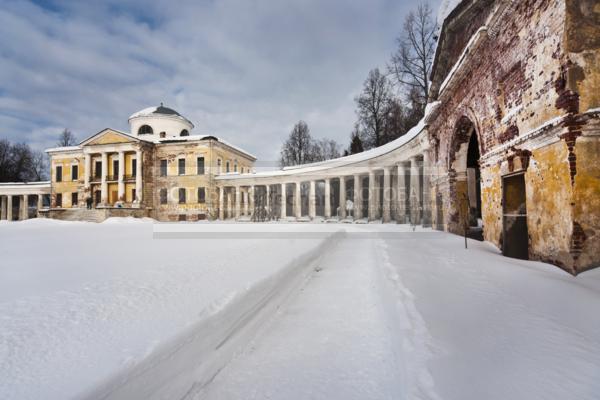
152, 135, 257, 160
128, 104, 194, 128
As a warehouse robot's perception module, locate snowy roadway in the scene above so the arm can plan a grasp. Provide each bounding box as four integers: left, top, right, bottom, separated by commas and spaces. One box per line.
1, 220, 600, 400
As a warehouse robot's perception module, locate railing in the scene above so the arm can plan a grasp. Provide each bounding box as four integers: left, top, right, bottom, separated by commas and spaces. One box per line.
90, 176, 101, 183
106, 175, 118, 182
124, 174, 137, 181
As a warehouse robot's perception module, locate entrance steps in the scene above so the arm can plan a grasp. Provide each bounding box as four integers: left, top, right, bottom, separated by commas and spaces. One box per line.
53, 208, 107, 223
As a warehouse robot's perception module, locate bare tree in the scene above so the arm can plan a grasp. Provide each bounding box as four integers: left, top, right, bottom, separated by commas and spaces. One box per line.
280, 121, 317, 167
348, 124, 364, 155
0, 140, 48, 182
314, 139, 341, 161
57, 128, 77, 147
31, 150, 49, 181
0, 139, 12, 182
388, 2, 437, 117
355, 68, 395, 149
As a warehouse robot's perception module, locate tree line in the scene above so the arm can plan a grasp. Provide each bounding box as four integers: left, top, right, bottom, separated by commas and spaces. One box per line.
280, 2, 436, 167
0, 129, 77, 183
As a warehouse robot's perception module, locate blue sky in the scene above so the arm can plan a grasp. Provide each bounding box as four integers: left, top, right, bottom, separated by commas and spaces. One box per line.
0, 0, 440, 161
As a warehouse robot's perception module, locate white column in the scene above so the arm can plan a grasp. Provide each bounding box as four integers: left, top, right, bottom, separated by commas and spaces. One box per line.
383, 167, 391, 223
410, 156, 421, 225
308, 180, 316, 219
281, 183, 287, 219
249, 186, 255, 217
353, 175, 361, 220
84, 154, 91, 189
422, 152, 432, 227
368, 170, 377, 221
135, 150, 143, 205
265, 185, 271, 218
339, 177, 347, 219
218, 187, 224, 220
37, 194, 43, 214
295, 182, 302, 218
227, 189, 233, 219
235, 186, 241, 219
7, 195, 13, 221
117, 151, 125, 202
243, 188, 249, 216
397, 163, 408, 223
21, 195, 29, 220
101, 152, 108, 206
324, 179, 331, 219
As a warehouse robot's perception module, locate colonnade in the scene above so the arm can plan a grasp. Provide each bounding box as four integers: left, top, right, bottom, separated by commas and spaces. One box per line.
0, 183, 51, 221
217, 154, 431, 225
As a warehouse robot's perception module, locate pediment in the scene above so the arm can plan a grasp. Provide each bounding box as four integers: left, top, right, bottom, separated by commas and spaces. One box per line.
81, 129, 139, 147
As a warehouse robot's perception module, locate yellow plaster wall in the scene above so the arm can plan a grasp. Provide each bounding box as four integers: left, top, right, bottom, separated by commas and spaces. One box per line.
480, 165, 503, 247
525, 141, 573, 266
87, 131, 132, 146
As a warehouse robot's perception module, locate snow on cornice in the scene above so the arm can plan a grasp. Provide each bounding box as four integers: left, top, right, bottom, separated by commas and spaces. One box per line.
438, 26, 488, 97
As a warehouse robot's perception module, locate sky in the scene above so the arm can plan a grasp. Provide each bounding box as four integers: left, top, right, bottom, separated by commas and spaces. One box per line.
0, 0, 442, 162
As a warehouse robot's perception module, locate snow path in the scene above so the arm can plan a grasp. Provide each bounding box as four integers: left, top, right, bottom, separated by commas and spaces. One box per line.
196, 232, 439, 400
382, 232, 600, 400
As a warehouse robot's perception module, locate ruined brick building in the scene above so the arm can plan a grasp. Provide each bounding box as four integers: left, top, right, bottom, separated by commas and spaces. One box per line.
0, 0, 598, 274
427, 0, 600, 274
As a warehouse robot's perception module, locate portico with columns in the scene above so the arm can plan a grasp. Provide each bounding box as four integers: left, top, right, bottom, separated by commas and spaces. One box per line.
0, 182, 51, 221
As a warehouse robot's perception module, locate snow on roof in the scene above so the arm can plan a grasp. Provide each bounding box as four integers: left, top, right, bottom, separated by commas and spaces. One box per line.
153, 135, 256, 160
45, 145, 81, 153
218, 118, 427, 180
128, 105, 194, 127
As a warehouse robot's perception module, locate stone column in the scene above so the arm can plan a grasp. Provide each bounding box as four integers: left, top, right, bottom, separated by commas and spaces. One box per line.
7, 195, 13, 221
235, 186, 241, 219
383, 167, 391, 223
249, 186, 255, 217
324, 178, 331, 219
226, 189, 232, 219
397, 163, 408, 223
101, 152, 108, 206
339, 177, 347, 219
243, 188, 249, 216
281, 183, 287, 219
21, 195, 29, 220
353, 175, 362, 220
84, 154, 91, 189
37, 194, 43, 213
410, 156, 422, 225
422, 152, 432, 227
368, 170, 377, 221
135, 150, 143, 205
118, 151, 125, 202
265, 185, 271, 218
295, 182, 302, 218
218, 187, 224, 220
308, 180, 316, 219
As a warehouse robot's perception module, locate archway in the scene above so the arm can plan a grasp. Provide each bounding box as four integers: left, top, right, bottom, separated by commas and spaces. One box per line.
448, 116, 483, 239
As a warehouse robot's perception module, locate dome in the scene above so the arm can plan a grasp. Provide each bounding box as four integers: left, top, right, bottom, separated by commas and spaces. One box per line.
128, 103, 194, 128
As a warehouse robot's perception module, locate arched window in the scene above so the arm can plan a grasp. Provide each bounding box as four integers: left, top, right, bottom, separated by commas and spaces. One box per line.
138, 125, 153, 135
180, 129, 189, 137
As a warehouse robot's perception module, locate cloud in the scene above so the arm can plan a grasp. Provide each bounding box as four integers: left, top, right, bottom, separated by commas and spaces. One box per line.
0, 0, 438, 161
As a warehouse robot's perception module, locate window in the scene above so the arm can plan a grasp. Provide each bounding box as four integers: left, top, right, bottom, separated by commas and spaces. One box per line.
95, 161, 102, 178
178, 159, 185, 175
178, 214, 187, 221
180, 129, 189, 137
226, 161, 230, 173
241, 167, 244, 174
138, 125, 153, 135
71, 192, 78, 207
56, 166, 62, 182
160, 159, 167, 176
179, 188, 186, 204
132, 159, 137, 177
217, 159, 222, 174
131, 188, 136, 202
71, 165, 78, 181
234, 162, 238, 173
198, 187, 206, 203
197, 157, 205, 175
160, 188, 167, 205
56, 193, 62, 208
113, 160, 119, 179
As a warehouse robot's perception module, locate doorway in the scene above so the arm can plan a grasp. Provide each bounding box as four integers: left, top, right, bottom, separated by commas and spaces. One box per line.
502, 173, 529, 260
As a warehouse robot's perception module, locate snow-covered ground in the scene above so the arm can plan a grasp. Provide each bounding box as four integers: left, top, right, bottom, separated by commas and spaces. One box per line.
1, 219, 599, 400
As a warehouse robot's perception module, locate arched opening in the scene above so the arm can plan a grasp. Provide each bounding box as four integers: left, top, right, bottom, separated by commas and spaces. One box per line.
138, 125, 153, 135
448, 116, 483, 240
180, 129, 189, 137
